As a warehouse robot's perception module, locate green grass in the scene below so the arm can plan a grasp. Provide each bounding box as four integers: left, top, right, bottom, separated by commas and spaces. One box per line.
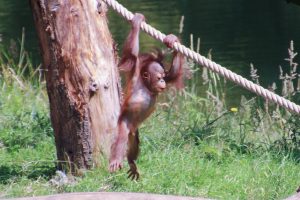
0, 133, 299, 199
0, 36, 299, 199
0, 91, 299, 199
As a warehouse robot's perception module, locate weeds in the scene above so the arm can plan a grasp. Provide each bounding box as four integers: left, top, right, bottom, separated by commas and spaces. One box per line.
180, 37, 300, 161
0, 30, 55, 191
0, 29, 50, 151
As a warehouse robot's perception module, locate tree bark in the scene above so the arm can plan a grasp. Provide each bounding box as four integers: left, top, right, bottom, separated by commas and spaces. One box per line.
29, 0, 121, 172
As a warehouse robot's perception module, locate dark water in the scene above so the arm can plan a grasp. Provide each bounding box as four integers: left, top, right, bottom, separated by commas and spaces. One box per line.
0, 0, 300, 104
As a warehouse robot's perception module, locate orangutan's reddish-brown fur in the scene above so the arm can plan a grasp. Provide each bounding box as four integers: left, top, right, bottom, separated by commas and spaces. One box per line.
109, 13, 186, 180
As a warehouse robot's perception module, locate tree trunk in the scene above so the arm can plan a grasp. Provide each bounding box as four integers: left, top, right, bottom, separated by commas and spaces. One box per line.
29, 0, 121, 173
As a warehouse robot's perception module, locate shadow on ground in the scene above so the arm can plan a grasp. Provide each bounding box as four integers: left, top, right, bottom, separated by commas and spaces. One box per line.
0, 164, 56, 184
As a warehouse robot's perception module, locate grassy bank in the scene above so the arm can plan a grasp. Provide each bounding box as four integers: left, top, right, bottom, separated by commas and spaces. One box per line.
0, 38, 299, 199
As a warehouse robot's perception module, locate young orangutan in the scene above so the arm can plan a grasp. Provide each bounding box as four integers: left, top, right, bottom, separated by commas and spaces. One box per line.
109, 13, 186, 180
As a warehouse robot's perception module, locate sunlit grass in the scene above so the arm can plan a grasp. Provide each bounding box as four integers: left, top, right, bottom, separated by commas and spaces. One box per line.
1, 140, 299, 199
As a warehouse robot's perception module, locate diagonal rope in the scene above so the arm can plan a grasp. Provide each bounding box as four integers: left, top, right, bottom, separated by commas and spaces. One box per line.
102, 0, 300, 114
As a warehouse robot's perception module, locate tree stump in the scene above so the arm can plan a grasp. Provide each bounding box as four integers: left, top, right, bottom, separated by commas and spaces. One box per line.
29, 0, 121, 173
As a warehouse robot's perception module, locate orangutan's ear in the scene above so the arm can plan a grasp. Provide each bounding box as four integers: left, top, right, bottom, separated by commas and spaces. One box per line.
142, 71, 149, 79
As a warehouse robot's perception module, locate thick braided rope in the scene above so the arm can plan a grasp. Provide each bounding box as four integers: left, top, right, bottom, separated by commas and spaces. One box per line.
103, 0, 300, 114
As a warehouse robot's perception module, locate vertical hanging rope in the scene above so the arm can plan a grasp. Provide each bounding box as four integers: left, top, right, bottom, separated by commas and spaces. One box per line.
103, 0, 300, 114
